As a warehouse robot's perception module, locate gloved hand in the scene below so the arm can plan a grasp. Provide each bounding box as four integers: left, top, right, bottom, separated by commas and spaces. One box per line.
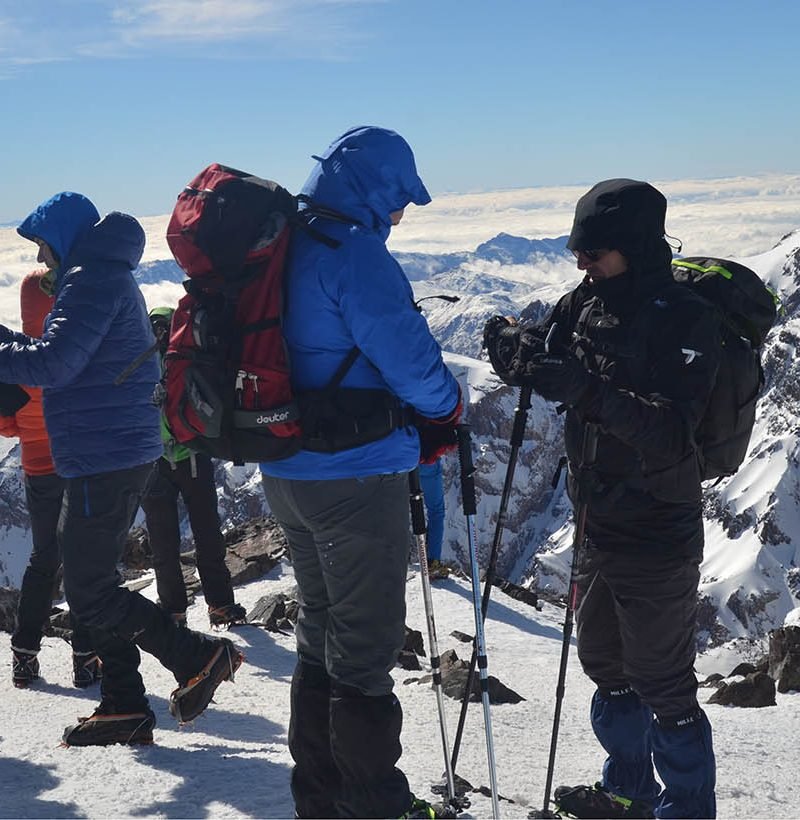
483, 316, 525, 385
516, 350, 596, 407
416, 389, 463, 465
0, 382, 30, 417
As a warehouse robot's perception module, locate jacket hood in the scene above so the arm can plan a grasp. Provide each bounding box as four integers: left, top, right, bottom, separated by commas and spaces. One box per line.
20, 271, 55, 337
568, 178, 674, 294
300, 126, 431, 239
17, 192, 100, 266
67, 212, 146, 272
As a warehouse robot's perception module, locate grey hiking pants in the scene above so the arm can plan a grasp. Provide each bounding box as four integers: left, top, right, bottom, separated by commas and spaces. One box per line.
261, 472, 410, 696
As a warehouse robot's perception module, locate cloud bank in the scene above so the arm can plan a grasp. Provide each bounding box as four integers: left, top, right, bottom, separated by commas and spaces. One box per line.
0, 173, 797, 330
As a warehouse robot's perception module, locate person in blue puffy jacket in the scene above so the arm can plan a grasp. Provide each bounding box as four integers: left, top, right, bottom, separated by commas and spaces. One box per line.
260, 126, 461, 819
0, 192, 243, 747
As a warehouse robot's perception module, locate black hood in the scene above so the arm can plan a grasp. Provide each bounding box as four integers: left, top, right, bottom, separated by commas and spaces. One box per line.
569, 178, 674, 299
567, 178, 667, 257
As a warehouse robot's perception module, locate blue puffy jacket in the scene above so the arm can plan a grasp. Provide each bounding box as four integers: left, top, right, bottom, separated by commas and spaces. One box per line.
260, 126, 460, 480
0, 192, 162, 478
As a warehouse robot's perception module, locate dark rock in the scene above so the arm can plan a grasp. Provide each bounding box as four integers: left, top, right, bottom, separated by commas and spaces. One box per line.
451, 630, 473, 643
433, 648, 525, 705
768, 625, 800, 693
0, 587, 20, 633
396, 650, 422, 671
248, 589, 299, 631
729, 662, 757, 677
122, 526, 152, 570
493, 577, 539, 609
707, 671, 776, 707
699, 673, 724, 688
431, 772, 473, 800
223, 517, 288, 585
404, 626, 425, 657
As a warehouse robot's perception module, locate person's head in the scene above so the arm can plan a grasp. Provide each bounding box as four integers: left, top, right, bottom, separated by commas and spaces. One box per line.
33, 238, 59, 271
149, 307, 174, 353
301, 125, 430, 238
17, 192, 100, 273
566, 179, 669, 282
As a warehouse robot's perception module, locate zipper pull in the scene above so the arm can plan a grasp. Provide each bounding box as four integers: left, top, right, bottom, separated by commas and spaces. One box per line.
235, 371, 245, 407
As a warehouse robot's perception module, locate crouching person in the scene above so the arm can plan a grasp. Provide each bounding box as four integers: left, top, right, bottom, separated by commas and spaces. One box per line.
485, 179, 718, 819
260, 127, 461, 819
0, 192, 244, 746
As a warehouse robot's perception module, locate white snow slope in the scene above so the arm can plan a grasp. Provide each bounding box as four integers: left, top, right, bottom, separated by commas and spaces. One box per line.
0, 560, 797, 819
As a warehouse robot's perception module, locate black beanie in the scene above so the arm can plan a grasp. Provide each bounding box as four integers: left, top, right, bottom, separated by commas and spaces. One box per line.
566, 178, 667, 259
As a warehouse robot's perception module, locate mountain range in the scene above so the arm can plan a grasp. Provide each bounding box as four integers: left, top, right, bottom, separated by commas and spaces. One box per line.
2, 228, 800, 653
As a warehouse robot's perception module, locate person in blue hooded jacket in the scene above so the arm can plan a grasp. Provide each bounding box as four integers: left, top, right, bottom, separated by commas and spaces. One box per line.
0, 192, 243, 747
260, 127, 461, 819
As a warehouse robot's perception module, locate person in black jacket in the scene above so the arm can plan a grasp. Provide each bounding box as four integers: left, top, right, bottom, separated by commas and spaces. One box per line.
485, 179, 718, 819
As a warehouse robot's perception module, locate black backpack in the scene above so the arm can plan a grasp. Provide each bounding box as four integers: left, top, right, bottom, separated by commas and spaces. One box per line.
670, 257, 779, 480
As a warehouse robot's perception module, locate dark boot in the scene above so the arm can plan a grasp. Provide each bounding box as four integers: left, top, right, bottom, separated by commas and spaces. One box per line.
330, 683, 411, 819
72, 650, 103, 688
11, 646, 40, 688
289, 661, 340, 818
63, 701, 156, 747
115, 592, 244, 722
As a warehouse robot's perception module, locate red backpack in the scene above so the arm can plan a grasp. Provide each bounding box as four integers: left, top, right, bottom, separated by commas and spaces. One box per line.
163, 163, 342, 464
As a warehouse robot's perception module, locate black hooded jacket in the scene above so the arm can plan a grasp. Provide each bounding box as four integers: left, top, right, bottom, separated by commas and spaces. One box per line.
540, 180, 721, 556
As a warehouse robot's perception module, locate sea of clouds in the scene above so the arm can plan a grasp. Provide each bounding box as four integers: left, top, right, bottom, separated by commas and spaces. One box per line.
0, 173, 798, 331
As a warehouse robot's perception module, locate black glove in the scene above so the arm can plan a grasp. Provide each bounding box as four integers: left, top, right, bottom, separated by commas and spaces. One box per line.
516, 350, 596, 407
0, 382, 30, 417
483, 316, 528, 386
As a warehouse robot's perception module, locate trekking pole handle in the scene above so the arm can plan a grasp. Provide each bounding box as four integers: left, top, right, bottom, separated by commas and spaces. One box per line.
456, 424, 477, 516
408, 468, 427, 536
510, 385, 533, 448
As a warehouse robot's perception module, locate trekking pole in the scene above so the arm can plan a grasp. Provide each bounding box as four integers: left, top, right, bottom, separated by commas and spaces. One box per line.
456, 424, 501, 819
531, 421, 599, 819
408, 468, 460, 812
449, 384, 532, 774
451, 322, 556, 774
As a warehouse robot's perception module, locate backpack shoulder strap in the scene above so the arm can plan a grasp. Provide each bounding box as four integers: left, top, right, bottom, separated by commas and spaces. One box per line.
293, 196, 363, 249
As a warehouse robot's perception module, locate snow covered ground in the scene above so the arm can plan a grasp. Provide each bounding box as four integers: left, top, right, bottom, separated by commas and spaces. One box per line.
1, 558, 797, 819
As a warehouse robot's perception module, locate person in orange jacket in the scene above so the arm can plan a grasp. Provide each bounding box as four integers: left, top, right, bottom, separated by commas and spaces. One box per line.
0, 269, 101, 689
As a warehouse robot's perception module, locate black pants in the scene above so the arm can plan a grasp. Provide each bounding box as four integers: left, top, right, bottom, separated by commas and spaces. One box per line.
12, 473, 92, 654
140, 454, 233, 614
576, 545, 701, 719
61, 462, 218, 711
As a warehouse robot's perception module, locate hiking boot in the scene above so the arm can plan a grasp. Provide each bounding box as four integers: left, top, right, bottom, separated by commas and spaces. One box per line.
553, 783, 654, 819
169, 637, 244, 723
208, 603, 247, 628
62, 703, 156, 747
12, 647, 40, 688
401, 796, 459, 819
72, 651, 103, 689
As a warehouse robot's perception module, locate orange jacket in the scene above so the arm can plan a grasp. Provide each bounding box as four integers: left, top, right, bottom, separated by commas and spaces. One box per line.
0, 271, 55, 476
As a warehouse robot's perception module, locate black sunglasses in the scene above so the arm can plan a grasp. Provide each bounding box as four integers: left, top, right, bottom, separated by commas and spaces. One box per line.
572, 248, 608, 262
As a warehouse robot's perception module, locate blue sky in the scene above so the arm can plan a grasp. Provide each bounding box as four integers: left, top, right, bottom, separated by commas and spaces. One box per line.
0, 0, 798, 222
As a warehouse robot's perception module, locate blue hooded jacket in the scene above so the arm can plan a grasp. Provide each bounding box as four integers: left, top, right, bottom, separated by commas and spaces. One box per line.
260, 126, 459, 480
0, 192, 162, 477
